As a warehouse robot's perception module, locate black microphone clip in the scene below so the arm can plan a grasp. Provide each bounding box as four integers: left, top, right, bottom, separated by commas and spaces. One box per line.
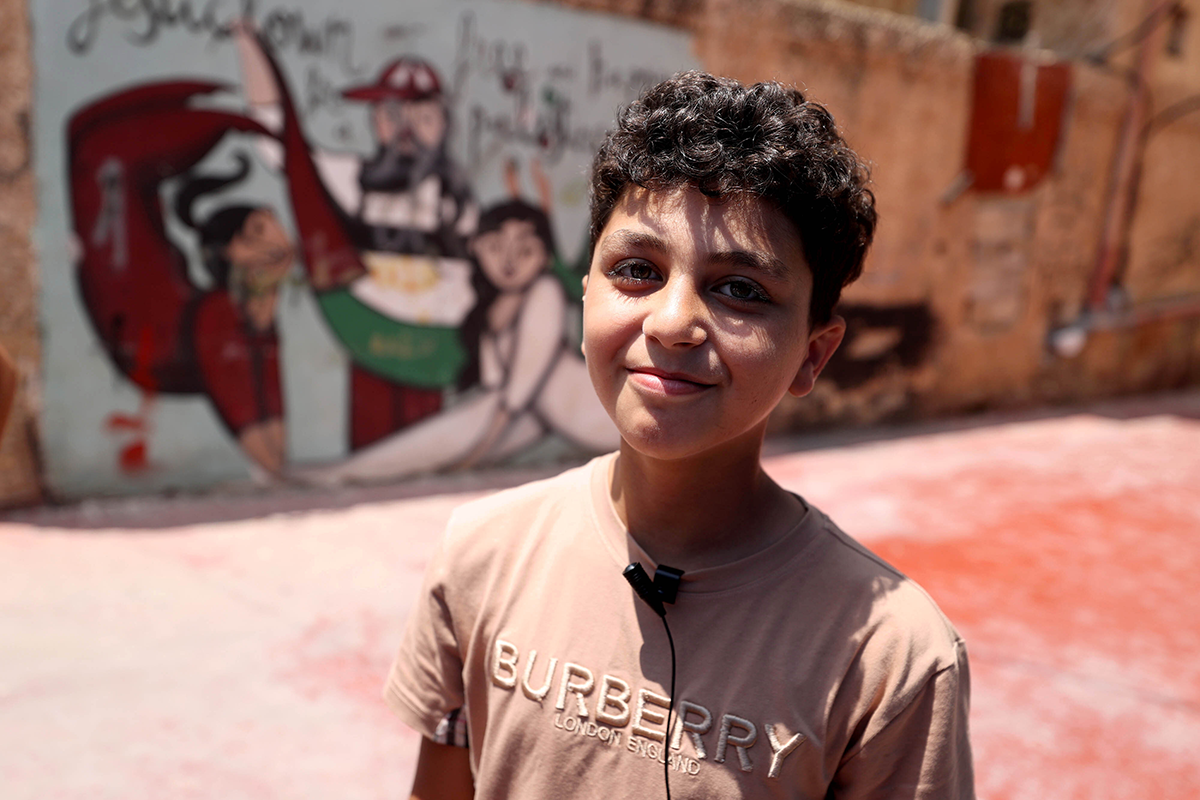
623, 562, 685, 618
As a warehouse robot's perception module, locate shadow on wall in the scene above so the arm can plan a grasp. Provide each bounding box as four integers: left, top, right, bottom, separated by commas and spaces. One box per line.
824, 302, 937, 390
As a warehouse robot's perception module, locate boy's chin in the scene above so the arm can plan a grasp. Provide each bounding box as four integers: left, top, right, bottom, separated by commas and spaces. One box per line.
616, 421, 768, 464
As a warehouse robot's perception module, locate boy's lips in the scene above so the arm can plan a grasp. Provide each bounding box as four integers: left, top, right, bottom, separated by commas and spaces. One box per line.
626, 366, 715, 396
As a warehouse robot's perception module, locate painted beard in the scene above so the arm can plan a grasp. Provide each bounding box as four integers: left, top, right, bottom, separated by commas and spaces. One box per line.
359, 141, 446, 193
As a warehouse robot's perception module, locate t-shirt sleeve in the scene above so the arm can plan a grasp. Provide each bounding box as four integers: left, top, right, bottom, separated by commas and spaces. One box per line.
383, 532, 467, 739
829, 638, 975, 800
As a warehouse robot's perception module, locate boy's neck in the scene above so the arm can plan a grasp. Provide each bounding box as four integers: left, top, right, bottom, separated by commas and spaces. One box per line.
609, 435, 805, 571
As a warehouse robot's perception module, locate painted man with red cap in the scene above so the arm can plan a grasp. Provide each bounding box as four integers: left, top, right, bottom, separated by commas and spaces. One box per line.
339, 58, 477, 257
235, 28, 479, 451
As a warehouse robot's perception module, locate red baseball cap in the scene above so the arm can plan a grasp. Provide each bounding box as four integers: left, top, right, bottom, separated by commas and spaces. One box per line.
341, 58, 443, 103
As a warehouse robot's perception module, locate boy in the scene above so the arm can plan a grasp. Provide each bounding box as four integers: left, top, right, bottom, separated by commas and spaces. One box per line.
385, 72, 974, 799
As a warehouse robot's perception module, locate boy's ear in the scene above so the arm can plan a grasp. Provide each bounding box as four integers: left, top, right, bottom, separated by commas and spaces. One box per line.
580, 274, 590, 358
789, 315, 846, 398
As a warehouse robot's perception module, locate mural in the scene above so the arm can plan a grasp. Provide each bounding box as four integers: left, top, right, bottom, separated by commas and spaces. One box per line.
35, 0, 696, 496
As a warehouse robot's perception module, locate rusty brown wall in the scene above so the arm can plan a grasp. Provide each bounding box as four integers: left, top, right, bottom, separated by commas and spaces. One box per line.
1125, 0, 1200, 306
0, 0, 42, 508
958, 0, 1120, 56
837, 0, 924, 15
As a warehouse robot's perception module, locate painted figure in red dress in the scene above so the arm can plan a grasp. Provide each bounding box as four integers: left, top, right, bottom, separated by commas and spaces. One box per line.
68, 83, 294, 478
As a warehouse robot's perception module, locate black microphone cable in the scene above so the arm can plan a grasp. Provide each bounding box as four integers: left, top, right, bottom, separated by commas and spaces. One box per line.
659, 612, 677, 800
623, 562, 684, 800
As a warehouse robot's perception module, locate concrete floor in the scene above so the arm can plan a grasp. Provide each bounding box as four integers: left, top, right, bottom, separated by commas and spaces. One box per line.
3, 390, 1199, 799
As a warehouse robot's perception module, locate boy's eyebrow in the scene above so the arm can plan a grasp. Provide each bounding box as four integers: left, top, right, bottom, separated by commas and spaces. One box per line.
708, 249, 791, 281
600, 230, 793, 280
600, 229, 667, 255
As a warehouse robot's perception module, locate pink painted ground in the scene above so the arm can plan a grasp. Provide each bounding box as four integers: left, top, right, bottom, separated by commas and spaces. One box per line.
2, 391, 1198, 799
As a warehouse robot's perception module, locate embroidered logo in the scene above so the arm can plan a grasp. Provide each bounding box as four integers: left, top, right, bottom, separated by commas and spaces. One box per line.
491, 638, 808, 780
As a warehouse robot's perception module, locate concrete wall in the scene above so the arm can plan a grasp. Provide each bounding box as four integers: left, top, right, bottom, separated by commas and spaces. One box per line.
3, 0, 1199, 504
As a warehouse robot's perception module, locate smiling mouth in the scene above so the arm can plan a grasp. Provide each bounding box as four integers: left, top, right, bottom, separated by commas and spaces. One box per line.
626, 367, 715, 396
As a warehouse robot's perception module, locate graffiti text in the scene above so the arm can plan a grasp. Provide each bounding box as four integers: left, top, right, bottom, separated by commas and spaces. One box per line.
66, 0, 359, 76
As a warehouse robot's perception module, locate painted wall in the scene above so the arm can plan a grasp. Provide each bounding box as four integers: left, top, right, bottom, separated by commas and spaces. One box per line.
31, 0, 695, 498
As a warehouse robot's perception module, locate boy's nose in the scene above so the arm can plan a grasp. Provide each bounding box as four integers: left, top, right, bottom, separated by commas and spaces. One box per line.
642, 279, 708, 348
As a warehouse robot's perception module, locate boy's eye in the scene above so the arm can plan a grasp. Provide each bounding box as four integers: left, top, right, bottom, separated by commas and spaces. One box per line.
607, 259, 660, 283
715, 278, 768, 302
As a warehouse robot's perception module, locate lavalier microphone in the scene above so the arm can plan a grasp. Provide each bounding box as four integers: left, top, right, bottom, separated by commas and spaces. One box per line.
622, 562, 685, 617
623, 562, 665, 616
623, 562, 684, 800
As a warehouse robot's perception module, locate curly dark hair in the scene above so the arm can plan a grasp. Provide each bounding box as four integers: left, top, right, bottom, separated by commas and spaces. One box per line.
589, 71, 876, 325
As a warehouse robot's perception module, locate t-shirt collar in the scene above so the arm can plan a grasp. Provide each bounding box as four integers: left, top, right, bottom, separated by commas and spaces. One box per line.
585, 451, 821, 596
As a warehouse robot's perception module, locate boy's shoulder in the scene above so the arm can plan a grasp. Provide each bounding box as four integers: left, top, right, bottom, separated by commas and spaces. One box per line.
431, 455, 608, 568
803, 506, 966, 674
446, 455, 601, 531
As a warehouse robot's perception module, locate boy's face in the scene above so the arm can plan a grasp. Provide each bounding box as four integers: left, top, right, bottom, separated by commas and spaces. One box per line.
582, 186, 844, 461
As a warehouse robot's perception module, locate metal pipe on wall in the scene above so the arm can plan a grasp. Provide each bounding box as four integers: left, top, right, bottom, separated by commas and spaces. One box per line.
1085, 0, 1175, 312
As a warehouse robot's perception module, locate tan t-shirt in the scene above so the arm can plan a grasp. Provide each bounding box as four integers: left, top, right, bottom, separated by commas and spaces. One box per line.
385, 454, 974, 798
